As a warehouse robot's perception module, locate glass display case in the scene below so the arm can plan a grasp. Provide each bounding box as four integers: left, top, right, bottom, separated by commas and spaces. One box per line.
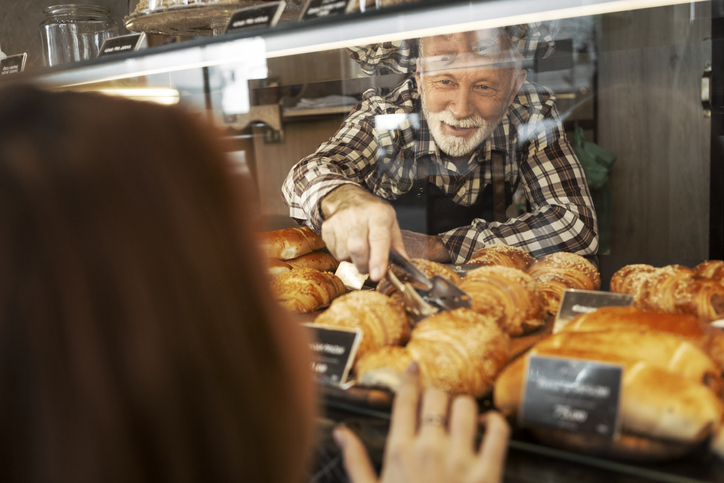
8, 0, 724, 480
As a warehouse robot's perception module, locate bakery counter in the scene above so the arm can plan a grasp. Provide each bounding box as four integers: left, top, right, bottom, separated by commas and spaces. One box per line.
309, 254, 724, 483
316, 399, 724, 483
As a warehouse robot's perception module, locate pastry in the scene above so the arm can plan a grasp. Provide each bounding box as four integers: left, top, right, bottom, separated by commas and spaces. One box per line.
271, 268, 345, 313
526, 252, 601, 314
459, 266, 544, 336
468, 244, 534, 271
314, 291, 409, 360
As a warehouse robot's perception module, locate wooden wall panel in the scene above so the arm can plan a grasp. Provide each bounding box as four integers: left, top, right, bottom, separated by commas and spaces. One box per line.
252, 116, 347, 230
598, 3, 711, 258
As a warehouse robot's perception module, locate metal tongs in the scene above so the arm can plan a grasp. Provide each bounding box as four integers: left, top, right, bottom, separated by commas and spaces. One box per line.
387, 248, 472, 320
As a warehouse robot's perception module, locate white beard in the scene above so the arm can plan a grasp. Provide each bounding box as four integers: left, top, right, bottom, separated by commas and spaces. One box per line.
421, 90, 501, 158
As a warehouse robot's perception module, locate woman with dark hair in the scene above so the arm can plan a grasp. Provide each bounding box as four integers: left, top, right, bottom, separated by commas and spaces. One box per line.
0, 85, 316, 483
0, 85, 509, 483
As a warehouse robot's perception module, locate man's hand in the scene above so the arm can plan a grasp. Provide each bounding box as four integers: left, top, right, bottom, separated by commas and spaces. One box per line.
321, 184, 407, 281
401, 230, 452, 263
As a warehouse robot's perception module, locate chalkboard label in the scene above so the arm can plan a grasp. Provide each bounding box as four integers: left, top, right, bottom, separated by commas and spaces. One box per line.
226, 2, 286, 32
304, 323, 361, 386
301, 0, 353, 20
98, 33, 147, 57
0, 53, 27, 75
521, 355, 623, 438
554, 289, 635, 332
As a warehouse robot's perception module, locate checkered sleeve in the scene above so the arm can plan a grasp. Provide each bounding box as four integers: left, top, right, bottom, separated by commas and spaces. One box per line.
281, 103, 381, 232
439, 97, 599, 263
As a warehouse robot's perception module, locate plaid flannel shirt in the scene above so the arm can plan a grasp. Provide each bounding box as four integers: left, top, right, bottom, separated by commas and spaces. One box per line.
282, 77, 598, 263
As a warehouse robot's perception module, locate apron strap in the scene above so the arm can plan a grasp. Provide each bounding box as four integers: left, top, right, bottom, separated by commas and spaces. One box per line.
491, 151, 507, 223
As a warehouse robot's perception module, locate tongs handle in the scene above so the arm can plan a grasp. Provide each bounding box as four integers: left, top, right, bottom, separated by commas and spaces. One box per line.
389, 248, 433, 291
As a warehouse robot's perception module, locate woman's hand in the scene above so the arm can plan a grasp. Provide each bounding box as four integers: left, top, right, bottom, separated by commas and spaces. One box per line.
333, 362, 510, 483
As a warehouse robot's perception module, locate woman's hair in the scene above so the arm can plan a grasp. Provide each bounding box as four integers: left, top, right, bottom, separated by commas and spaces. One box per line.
0, 85, 315, 483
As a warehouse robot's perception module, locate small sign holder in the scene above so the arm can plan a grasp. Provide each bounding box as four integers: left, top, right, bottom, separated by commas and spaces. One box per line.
98, 33, 147, 57
0, 53, 27, 75
226, 1, 286, 32
300, 0, 354, 20
554, 289, 635, 332
304, 323, 362, 386
520, 354, 623, 439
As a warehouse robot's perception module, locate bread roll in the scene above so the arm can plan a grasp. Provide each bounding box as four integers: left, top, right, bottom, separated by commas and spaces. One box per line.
268, 259, 292, 279
314, 291, 409, 361
531, 331, 722, 392
494, 355, 724, 444
468, 244, 534, 271
258, 226, 325, 260
459, 266, 544, 336
609, 264, 656, 294
563, 306, 724, 370
271, 268, 345, 313
526, 252, 601, 314
356, 308, 510, 397
286, 251, 339, 272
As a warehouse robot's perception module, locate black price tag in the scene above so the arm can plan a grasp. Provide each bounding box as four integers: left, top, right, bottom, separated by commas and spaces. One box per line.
521, 355, 623, 438
226, 2, 286, 32
98, 33, 147, 57
301, 0, 353, 20
304, 323, 361, 386
554, 289, 634, 332
0, 53, 27, 75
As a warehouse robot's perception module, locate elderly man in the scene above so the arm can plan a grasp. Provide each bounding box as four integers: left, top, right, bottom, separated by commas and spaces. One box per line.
282, 27, 598, 281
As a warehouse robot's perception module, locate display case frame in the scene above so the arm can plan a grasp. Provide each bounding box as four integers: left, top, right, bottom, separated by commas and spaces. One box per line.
5, 0, 724, 480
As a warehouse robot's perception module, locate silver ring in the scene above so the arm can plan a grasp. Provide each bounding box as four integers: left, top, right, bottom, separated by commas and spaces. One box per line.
422, 413, 446, 427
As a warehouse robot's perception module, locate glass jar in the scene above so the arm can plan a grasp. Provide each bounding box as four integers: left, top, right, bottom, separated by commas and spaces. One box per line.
40, 5, 119, 66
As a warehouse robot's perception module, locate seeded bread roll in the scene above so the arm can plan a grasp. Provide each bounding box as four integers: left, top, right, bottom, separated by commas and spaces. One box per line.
286, 251, 339, 272
271, 268, 345, 313
314, 291, 409, 361
609, 264, 656, 294
259, 226, 326, 260
468, 244, 534, 271
356, 308, 510, 397
460, 266, 544, 336
526, 252, 601, 315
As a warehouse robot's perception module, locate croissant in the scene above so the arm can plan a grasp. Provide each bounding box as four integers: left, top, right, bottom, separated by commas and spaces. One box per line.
526, 252, 601, 314
459, 266, 544, 336
495, 354, 724, 445
628, 265, 724, 322
695, 260, 724, 283
271, 268, 345, 313
468, 244, 534, 271
356, 308, 510, 397
314, 291, 409, 360
376, 258, 462, 301
609, 264, 656, 294
258, 226, 325, 260
562, 306, 724, 371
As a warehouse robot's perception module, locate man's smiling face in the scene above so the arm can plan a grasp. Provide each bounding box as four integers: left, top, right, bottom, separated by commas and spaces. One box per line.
417, 30, 526, 159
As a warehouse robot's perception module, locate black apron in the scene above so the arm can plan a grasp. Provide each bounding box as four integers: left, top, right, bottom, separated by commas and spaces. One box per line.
389, 151, 513, 234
